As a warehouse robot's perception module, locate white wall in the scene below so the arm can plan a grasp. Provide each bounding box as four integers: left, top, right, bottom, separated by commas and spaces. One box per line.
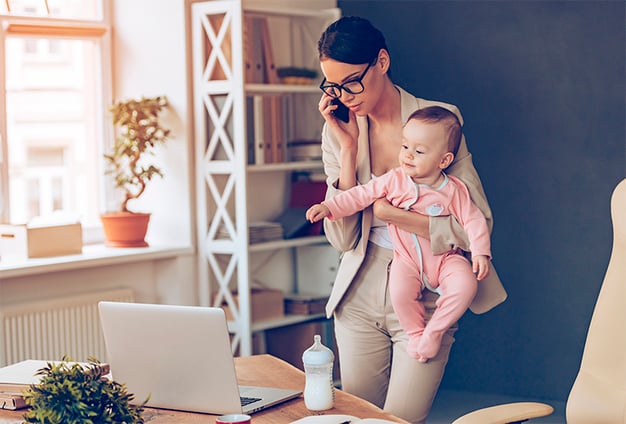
0, 256, 197, 308
111, 0, 194, 249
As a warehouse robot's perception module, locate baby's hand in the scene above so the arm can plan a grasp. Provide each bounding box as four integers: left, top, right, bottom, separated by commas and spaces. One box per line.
472, 255, 491, 281
306, 204, 330, 223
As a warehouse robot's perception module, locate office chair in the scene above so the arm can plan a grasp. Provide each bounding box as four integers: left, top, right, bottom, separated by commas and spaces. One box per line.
453, 178, 626, 424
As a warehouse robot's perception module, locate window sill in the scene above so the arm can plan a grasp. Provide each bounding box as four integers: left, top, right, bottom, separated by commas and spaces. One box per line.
0, 244, 195, 279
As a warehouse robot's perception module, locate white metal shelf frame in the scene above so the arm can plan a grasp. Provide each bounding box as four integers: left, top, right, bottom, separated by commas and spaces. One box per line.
192, 0, 339, 356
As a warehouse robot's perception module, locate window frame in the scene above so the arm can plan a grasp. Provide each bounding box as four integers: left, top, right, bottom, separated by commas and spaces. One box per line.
0, 3, 113, 242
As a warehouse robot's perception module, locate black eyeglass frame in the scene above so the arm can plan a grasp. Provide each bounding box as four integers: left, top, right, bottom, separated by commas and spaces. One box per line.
319, 61, 374, 99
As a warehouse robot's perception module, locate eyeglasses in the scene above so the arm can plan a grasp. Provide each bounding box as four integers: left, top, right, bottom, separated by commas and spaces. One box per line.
319, 61, 373, 99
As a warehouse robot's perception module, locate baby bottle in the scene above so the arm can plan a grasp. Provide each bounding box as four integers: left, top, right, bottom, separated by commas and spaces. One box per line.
302, 334, 335, 411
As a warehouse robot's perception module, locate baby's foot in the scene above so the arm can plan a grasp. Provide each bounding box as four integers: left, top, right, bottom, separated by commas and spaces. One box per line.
416, 330, 444, 362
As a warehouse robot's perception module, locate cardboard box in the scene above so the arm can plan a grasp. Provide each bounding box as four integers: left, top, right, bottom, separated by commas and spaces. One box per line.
284, 293, 329, 315
0, 223, 83, 260
220, 288, 284, 322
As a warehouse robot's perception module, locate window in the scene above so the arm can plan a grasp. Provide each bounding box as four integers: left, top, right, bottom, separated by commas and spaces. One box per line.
0, 0, 111, 242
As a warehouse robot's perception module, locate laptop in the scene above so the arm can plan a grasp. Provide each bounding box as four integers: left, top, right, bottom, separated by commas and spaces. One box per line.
98, 301, 301, 415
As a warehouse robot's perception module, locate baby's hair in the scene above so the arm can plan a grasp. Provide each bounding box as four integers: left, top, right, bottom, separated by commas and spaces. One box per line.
407, 106, 462, 156
318, 16, 387, 65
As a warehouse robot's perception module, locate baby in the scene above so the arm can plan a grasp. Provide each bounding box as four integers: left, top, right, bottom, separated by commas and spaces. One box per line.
306, 106, 490, 362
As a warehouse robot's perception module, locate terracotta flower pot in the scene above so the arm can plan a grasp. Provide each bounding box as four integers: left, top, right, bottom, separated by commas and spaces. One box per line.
100, 211, 151, 247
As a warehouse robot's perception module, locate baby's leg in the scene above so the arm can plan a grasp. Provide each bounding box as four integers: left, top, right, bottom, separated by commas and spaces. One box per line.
388, 258, 426, 359
417, 254, 478, 361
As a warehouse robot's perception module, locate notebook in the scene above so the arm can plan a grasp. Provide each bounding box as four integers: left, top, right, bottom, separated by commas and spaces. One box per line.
98, 301, 301, 415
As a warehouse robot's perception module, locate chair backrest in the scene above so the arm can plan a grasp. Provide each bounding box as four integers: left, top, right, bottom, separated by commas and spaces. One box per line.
566, 178, 626, 423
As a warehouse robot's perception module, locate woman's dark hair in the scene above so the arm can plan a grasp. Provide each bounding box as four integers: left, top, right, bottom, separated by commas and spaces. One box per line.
318, 16, 388, 65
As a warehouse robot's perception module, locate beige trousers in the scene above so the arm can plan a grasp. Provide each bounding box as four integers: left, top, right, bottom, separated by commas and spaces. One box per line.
334, 242, 457, 424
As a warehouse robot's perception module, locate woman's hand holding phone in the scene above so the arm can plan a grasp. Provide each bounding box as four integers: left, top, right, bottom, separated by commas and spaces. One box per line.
319, 94, 359, 152
329, 99, 350, 123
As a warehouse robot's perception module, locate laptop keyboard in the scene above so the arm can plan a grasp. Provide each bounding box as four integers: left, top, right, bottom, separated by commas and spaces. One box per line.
240, 396, 262, 407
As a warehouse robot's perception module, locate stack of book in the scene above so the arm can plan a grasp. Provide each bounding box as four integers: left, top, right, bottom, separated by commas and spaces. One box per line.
0, 392, 27, 411
0, 360, 110, 411
248, 221, 284, 244
216, 222, 284, 244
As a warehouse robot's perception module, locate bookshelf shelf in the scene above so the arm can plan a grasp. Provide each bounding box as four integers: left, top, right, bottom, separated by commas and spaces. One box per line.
192, 1, 340, 357
226, 312, 327, 333
245, 83, 320, 95
248, 235, 328, 252
207, 235, 328, 254
247, 160, 323, 173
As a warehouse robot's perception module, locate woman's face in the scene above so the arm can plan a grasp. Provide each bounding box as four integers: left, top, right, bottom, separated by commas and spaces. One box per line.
319, 57, 383, 117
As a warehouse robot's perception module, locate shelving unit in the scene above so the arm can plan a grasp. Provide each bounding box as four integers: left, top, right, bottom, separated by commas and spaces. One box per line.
192, 1, 340, 356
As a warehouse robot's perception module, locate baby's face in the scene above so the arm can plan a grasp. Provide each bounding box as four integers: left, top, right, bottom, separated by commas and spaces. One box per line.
398, 119, 450, 180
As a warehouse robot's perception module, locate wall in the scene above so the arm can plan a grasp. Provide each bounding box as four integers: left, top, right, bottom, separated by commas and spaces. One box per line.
338, 0, 625, 402
0, 256, 197, 308
112, 0, 194, 249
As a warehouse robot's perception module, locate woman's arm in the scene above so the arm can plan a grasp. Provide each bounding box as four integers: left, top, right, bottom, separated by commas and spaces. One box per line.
320, 122, 363, 252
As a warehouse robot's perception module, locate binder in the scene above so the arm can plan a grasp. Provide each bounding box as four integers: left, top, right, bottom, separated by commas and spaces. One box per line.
244, 17, 265, 83
252, 95, 265, 164
259, 17, 279, 84
270, 96, 285, 163
262, 97, 273, 163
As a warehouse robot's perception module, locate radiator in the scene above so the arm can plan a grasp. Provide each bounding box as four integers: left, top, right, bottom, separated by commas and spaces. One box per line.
0, 288, 134, 366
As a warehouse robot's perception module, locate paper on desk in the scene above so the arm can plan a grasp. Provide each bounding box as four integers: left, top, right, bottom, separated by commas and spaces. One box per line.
0, 360, 110, 393
290, 415, 397, 424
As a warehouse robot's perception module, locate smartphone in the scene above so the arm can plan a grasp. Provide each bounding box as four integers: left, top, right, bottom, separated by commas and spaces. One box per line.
330, 99, 350, 123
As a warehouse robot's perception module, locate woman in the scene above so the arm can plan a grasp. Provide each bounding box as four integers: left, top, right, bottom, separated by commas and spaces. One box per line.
316, 16, 506, 423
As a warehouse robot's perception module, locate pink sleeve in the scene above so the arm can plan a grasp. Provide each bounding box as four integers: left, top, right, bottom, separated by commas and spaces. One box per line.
323, 174, 391, 220
448, 180, 492, 258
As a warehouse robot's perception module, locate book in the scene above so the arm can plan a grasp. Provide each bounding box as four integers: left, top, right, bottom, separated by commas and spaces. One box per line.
275, 206, 310, 239
290, 415, 398, 424
0, 360, 110, 394
287, 180, 328, 236
0, 392, 27, 410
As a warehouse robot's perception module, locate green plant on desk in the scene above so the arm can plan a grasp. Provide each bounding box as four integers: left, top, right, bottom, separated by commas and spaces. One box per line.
22, 358, 146, 424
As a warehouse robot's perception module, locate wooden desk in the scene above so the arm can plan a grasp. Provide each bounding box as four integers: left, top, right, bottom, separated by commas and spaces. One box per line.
0, 354, 408, 423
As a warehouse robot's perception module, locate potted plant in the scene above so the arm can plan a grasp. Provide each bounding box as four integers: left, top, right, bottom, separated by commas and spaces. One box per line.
23, 358, 146, 423
101, 95, 171, 247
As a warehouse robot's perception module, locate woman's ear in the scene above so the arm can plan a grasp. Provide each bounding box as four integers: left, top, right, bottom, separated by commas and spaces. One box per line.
377, 49, 390, 73
440, 152, 455, 169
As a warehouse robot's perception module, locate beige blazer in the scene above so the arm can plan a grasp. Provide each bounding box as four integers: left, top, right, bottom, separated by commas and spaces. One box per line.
321, 86, 507, 318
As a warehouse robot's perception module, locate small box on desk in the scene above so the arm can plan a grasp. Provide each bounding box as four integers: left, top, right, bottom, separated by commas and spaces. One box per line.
0, 223, 82, 260
219, 288, 284, 322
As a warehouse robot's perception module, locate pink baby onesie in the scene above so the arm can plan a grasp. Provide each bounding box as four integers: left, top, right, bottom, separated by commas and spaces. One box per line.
323, 169, 491, 360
